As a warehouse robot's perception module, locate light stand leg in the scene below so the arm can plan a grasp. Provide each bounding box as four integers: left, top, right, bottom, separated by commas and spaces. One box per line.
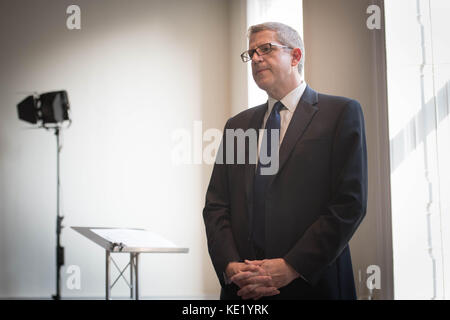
106, 250, 111, 300
52, 126, 64, 300
130, 253, 135, 299
135, 253, 139, 300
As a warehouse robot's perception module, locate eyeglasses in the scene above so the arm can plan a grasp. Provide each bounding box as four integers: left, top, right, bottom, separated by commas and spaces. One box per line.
240, 42, 293, 62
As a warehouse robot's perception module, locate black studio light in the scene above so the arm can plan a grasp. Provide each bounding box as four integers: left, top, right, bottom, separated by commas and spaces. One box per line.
17, 90, 70, 126
17, 90, 72, 300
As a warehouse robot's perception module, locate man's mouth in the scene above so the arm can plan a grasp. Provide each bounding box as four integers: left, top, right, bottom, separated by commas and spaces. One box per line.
256, 68, 269, 74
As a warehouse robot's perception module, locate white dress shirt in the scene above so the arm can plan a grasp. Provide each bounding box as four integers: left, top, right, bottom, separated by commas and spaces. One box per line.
257, 81, 307, 156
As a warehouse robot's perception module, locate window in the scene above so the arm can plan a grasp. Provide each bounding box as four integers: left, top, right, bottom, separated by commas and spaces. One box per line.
385, 0, 450, 299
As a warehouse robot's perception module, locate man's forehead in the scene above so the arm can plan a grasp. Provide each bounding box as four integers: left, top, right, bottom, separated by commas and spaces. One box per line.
249, 30, 278, 48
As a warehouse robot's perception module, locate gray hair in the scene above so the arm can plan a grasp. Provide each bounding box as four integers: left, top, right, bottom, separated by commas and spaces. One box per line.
248, 22, 305, 75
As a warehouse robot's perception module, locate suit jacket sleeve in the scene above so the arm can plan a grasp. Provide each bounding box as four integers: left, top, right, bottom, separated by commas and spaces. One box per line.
284, 99, 368, 285
203, 120, 241, 287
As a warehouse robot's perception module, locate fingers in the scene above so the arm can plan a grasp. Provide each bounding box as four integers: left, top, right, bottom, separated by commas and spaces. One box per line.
231, 273, 272, 286
239, 263, 264, 273
232, 261, 280, 300
230, 269, 269, 282
230, 264, 269, 287
244, 259, 265, 266
231, 272, 272, 289
230, 260, 273, 288
227, 261, 262, 279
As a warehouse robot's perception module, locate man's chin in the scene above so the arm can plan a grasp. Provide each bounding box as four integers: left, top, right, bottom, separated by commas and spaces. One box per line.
254, 76, 270, 89
255, 80, 271, 91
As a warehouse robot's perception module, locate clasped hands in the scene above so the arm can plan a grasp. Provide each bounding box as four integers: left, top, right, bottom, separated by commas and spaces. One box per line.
226, 258, 299, 300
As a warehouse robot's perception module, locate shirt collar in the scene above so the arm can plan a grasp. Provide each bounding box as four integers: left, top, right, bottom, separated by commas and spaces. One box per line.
267, 81, 307, 113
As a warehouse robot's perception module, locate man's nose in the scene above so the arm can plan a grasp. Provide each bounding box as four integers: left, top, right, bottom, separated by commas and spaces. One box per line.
251, 52, 263, 63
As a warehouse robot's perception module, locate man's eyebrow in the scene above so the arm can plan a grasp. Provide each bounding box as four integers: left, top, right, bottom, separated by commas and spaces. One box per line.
249, 42, 266, 50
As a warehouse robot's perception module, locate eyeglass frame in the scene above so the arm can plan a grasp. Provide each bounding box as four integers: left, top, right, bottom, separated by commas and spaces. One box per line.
240, 42, 293, 62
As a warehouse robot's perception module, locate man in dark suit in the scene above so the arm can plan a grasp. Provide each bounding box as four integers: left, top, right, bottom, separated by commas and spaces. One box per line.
203, 22, 367, 300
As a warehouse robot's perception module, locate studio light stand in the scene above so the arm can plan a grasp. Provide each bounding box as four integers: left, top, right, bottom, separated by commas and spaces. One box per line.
17, 90, 71, 300
54, 125, 64, 301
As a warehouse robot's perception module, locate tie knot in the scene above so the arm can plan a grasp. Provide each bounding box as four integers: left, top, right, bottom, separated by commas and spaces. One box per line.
273, 101, 284, 113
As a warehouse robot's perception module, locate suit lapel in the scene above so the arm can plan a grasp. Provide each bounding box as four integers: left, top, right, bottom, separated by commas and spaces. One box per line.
244, 103, 267, 225
244, 86, 318, 227
265, 85, 319, 189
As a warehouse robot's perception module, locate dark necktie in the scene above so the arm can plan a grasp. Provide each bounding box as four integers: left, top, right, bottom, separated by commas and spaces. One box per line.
252, 101, 283, 253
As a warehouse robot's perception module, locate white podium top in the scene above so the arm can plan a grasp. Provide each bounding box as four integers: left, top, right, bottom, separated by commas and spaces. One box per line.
72, 226, 189, 253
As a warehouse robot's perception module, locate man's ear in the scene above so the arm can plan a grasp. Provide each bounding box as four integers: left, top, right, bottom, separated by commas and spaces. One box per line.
291, 48, 302, 67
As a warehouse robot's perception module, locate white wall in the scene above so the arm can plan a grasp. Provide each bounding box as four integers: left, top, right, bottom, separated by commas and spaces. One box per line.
229, 0, 249, 116
0, 0, 234, 299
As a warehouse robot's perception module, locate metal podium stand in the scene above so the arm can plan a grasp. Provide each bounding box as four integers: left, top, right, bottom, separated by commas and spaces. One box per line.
72, 227, 189, 300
